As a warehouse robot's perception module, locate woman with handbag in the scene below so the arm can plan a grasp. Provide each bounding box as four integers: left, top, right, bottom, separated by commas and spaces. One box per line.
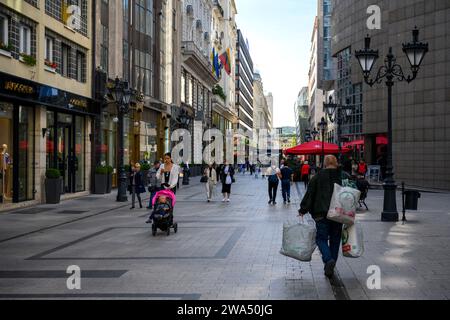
219, 161, 235, 202
203, 163, 217, 202
129, 163, 145, 210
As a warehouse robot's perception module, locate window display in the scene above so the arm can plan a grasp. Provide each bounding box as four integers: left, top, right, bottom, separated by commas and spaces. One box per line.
0, 103, 13, 204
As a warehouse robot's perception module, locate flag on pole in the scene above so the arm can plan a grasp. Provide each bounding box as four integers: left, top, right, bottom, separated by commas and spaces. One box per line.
219, 48, 231, 75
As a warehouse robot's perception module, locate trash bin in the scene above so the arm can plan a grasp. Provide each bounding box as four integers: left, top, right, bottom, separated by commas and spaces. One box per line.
405, 190, 421, 210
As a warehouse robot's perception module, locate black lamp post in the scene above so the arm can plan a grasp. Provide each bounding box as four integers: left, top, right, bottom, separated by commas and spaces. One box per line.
323, 96, 354, 164
110, 77, 133, 202
355, 27, 428, 222
318, 117, 328, 169
311, 128, 319, 141
176, 108, 192, 185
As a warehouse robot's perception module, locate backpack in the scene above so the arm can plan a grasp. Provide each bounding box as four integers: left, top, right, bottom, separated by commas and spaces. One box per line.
269, 174, 278, 184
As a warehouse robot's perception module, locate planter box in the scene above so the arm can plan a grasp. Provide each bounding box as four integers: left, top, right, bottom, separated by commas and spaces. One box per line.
106, 173, 112, 194
45, 178, 62, 204
94, 174, 108, 194
44, 65, 56, 73
0, 49, 12, 58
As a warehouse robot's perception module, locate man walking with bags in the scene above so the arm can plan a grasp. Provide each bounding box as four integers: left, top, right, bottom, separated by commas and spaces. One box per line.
299, 155, 342, 278
280, 163, 294, 204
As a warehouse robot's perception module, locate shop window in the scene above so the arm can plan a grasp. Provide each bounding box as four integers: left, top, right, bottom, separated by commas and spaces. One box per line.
18, 106, 34, 202
0, 103, 13, 204
19, 24, 31, 55
0, 14, 8, 47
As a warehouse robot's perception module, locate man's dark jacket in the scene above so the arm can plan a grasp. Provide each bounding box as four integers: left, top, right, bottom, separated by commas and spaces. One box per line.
300, 168, 342, 220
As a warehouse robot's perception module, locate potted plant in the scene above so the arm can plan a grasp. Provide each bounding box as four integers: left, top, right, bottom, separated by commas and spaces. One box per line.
19, 53, 36, 66
94, 166, 108, 194
45, 168, 62, 204
0, 42, 13, 57
44, 59, 57, 72
106, 165, 113, 194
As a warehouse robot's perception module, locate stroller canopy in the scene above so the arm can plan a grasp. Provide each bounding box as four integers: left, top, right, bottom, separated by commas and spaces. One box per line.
152, 189, 177, 207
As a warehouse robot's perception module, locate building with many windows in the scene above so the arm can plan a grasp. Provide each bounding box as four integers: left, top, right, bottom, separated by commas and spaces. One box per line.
235, 29, 253, 134
0, 0, 94, 211
331, 0, 450, 190
252, 71, 270, 135
211, 0, 238, 135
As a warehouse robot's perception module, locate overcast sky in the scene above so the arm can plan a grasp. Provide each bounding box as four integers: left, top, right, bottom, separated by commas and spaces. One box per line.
235, 0, 317, 128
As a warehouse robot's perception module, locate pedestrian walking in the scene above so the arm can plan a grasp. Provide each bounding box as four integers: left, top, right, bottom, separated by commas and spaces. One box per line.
220, 161, 235, 202
204, 163, 217, 202
266, 165, 281, 205
280, 164, 294, 204
301, 161, 311, 189
147, 161, 161, 209
299, 155, 343, 278
358, 159, 368, 177
156, 153, 180, 194
129, 163, 145, 210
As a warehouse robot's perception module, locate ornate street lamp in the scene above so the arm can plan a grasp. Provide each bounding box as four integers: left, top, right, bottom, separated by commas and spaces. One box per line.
355, 27, 428, 222
323, 96, 354, 163
318, 117, 328, 169
109, 77, 134, 202
311, 127, 319, 141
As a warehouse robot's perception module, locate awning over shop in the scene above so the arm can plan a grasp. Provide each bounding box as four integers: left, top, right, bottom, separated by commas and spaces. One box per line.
343, 136, 388, 148
284, 140, 352, 155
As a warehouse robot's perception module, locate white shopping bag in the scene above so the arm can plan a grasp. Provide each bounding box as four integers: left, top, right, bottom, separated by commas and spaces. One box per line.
342, 222, 364, 258
327, 183, 361, 226
280, 214, 317, 262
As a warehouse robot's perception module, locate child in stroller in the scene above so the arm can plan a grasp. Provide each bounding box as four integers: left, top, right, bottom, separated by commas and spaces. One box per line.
146, 190, 178, 236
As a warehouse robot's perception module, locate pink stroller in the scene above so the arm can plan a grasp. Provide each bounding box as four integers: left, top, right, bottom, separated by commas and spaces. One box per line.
149, 190, 178, 236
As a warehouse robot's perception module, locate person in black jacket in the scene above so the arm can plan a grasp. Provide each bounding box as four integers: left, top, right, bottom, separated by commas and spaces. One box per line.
219, 161, 235, 202
129, 163, 145, 209
299, 155, 342, 279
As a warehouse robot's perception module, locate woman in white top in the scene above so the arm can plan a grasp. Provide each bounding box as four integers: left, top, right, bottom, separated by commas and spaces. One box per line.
156, 153, 180, 194
204, 163, 217, 202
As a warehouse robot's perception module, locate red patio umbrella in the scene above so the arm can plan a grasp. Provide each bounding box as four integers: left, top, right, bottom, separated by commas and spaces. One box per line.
284, 140, 352, 155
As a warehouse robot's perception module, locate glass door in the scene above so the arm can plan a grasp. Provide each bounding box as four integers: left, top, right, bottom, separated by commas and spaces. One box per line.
57, 114, 74, 194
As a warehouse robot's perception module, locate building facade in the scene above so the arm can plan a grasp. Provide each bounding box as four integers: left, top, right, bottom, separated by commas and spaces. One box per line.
252, 71, 270, 134
265, 92, 273, 132
235, 29, 253, 133
0, 0, 94, 211
331, 0, 450, 190
93, 0, 181, 188
276, 127, 297, 151
211, 0, 238, 135
295, 87, 310, 144
308, 16, 325, 132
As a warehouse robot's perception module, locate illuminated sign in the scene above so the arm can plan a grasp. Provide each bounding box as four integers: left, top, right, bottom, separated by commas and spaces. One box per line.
69, 98, 87, 108
4, 81, 34, 94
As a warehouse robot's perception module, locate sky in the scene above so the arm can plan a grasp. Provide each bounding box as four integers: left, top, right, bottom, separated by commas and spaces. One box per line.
235, 0, 317, 128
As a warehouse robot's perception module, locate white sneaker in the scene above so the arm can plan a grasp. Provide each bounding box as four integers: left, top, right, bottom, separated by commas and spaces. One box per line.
226, 199, 231, 202
222, 199, 226, 202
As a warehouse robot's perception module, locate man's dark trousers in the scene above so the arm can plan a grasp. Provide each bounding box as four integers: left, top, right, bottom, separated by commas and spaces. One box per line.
268, 181, 279, 203
316, 219, 343, 263
281, 179, 291, 202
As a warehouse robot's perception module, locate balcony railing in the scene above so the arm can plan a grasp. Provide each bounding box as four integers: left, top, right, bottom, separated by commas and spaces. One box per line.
181, 41, 212, 72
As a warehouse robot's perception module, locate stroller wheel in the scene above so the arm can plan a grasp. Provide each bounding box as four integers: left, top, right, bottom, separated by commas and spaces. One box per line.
152, 224, 157, 237
174, 223, 178, 234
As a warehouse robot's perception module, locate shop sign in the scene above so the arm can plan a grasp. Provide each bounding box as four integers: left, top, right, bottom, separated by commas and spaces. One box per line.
4, 81, 34, 95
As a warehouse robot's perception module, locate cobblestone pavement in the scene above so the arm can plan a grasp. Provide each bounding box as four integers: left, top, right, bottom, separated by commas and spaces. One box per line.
337, 187, 450, 300
0, 175, 338, 300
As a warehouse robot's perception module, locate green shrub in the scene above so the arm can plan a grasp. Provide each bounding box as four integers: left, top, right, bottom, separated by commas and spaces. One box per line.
46, 168, 61, 179
95, 166, 108, 175
106, 165, 114, 174
141, 163, 151, 171
212, 85, 226, 101
20, 53, 36, 66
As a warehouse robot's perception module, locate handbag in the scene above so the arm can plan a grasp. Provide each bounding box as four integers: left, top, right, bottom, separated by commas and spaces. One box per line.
200, 176, 208, 183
